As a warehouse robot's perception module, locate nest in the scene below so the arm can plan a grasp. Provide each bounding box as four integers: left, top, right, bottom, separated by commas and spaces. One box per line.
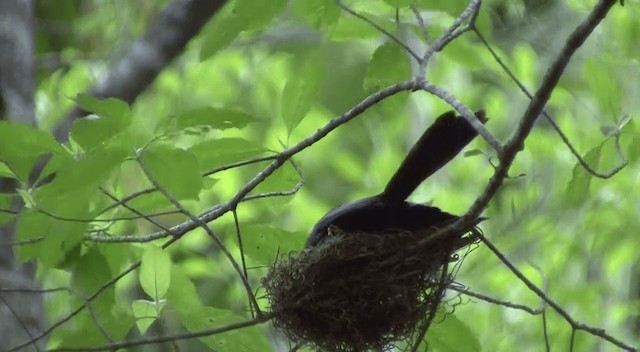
262, 226, 478, 352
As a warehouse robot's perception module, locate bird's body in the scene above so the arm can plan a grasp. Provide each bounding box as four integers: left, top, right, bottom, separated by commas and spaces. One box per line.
306, 110, 486, 248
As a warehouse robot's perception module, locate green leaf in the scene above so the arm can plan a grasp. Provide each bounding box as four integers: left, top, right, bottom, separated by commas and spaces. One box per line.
364, 42, 412, 92
193, 307, 271, 352
242, 225, 307, 265
233, 0, 288, 30
201, 0, 287, 60
132, 299, 164, 334
140, 246, 172, 300
36, 147, 127, 212
426, 313, 481, 352
167, 266, 202, 314
363, 41, 411, 114
189, 138, 268, 171
292, 0, 341, 29
0, 121, 65, 159
328, 12, 393, 41
71, 247, 115, 304
200, 14, 245, 61
281, 54, 323, 134
0, 121, 66, 180
140, 144, 203, 200
70, 96, 131, 150
583, 58, 622, 111
566, 145, 602, 205
74, 94, 130, 120
175, 107, 258, 131
15, 209, 88, 268
0, 193, 14, 225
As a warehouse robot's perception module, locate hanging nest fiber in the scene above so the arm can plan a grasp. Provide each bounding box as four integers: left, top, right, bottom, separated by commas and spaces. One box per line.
262, 225, 479, 352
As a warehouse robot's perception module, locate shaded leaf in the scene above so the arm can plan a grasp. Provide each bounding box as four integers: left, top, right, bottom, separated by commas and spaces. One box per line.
567, 145, 602, 205
132, 299, 163, 334
426, 313, 481, 352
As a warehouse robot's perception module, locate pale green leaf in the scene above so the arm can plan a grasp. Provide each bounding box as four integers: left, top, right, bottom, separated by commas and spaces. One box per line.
140, 246, 171, 300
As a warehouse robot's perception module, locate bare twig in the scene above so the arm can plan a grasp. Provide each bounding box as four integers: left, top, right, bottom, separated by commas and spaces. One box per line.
0, 292, 40, 352
337, 0, 421, 62
448, 285, 543, 315
46, 312, 276, 352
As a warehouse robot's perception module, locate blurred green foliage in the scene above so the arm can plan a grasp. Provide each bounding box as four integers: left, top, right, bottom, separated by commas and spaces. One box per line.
3, 0, 638, 350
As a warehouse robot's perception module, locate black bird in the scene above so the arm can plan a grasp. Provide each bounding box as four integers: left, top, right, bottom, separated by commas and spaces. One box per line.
306, 110, 487, 248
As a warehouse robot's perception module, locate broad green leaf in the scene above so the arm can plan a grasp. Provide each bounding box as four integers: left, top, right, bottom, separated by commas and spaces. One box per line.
292, 0, 341, 29
566, 145, 602, 205
189, 138, 268, 171
364, 41, 411, 114
175, 107, 258, 131
201, 14, 245, 61
140, 144, 203, 200
74, 94, 130, 120
167, 266, 202, 314
328, 12, 393, 41
281, 54, 322, 134
191, 307, 271, 352
15, 208, 89, 268
233, 0, 288, 30
241, 225, 306, 265
0, 121, 66, 180
36, 147, 127, 212
426, 313, 481, 352
583, 58, 622, 111
140, 246, 171, 300
132, 299, 164, 334
201, 0, 287, 60
56, 307, 133, 348
70, 96, 131, 150
168, 270, 270, 351
0, 193, 14, 225
0, 161, 15, 178
364, 41, 412, 92
0, 121, 64, 159
71, 247, 115, 310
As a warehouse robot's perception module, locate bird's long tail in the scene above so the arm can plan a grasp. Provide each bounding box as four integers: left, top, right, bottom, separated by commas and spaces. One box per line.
380, 110, 487, 204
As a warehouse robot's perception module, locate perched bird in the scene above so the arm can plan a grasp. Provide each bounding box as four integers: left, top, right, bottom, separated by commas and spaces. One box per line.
306, 110, 487, 248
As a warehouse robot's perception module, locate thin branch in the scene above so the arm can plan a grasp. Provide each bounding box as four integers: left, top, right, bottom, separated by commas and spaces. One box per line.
449, 285, 543, 315
409, 5, 429, 42
473, 28, 627, 179
0, 292, 41, 352
46, 312, 276, 352
337, 0, 421, 63
232, 208, 251, 316
97, 155, 275, 216
420, 0, 481, 77
476, 231, 636, 352
8, 236, 180, 351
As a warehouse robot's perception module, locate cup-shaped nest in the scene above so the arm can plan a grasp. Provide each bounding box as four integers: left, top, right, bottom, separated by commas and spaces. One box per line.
262, 226, 478, 352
